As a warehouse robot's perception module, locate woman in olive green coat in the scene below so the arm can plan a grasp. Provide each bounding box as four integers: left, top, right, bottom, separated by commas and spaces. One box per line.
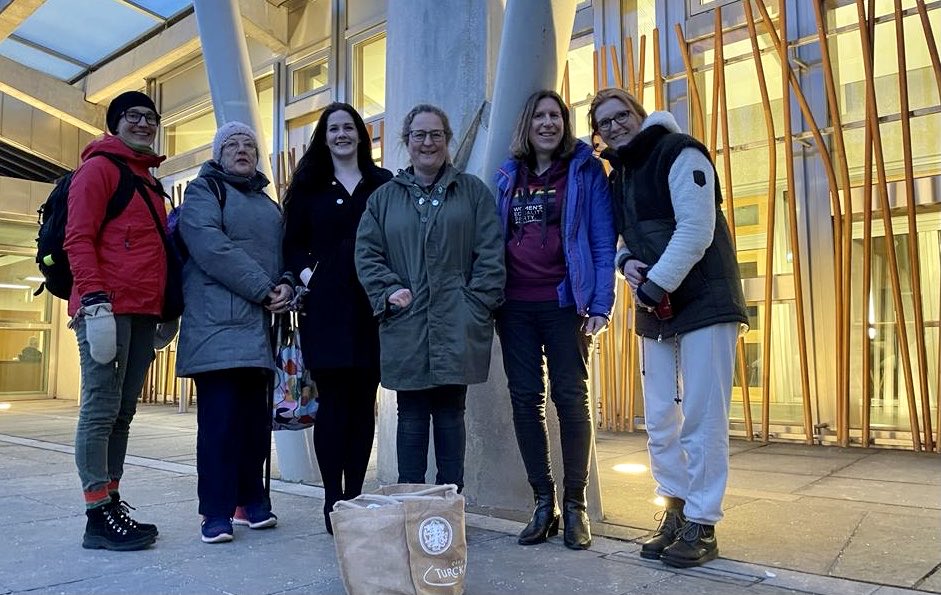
355, 104, 505, 492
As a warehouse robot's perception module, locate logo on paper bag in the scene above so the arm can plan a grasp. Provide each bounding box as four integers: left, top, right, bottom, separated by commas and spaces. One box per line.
422, 559, 466, 587
418, 516, 453, 555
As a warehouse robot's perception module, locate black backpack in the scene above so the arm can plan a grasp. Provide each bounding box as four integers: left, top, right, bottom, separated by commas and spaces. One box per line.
167, 176, 227, 264
34, 153, 162, 300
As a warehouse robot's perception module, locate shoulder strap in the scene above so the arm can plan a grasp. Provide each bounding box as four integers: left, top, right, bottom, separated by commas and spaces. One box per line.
205, 177, 227, 231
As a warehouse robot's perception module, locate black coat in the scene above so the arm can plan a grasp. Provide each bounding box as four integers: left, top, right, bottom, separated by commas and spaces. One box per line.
283, 165, 393, 370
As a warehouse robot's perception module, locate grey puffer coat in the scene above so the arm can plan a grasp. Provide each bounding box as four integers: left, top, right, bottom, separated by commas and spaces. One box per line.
175, 161, 289, 377
355, 165, 505, 391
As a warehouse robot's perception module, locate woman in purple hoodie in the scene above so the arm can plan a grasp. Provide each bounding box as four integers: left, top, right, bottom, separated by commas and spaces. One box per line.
494, 90, 616, 551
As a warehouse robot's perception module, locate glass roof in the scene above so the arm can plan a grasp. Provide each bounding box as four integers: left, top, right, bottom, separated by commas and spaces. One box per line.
0, 0, 192, 81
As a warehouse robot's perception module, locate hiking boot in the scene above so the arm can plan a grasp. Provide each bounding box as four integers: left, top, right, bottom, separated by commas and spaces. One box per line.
82, 504, 156, 551
660, 521, 719, 568
110, 493, 158, 538
640, 498, 686, 560
201, 517, 234, 543
231, 503, 277, 530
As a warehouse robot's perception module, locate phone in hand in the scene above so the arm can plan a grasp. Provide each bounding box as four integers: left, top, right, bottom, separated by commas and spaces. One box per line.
638, 266, 674, 320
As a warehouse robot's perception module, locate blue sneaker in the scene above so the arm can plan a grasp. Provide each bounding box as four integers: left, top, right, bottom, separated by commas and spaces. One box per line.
232, 503, 277, 530
201, 517, 233, 543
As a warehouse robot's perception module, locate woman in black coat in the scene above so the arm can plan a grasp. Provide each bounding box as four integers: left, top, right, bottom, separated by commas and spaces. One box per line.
282, 102, 392, 534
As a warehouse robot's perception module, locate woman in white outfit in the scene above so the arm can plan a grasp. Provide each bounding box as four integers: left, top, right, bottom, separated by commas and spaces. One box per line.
589, 88, 747, 568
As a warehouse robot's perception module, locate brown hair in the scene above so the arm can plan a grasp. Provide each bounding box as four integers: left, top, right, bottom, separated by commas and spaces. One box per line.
587, 88, 648, 135
509, 90, 577, 162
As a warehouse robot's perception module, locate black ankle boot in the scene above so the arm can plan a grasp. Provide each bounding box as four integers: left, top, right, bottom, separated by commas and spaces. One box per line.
562, 487, 591, 550
518, 485, 560, 546
110, 493, 158, 538
640, 497, 685, 560
660, 521, 718, 568
83, 503, 156, 551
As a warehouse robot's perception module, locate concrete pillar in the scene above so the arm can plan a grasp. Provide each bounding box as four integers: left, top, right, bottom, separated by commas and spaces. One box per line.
192, 0, 275, 195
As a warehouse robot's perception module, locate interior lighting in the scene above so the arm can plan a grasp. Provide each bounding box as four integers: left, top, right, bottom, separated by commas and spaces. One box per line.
23, 276, 45, 283
612, 463, 648, 475
0, 283, 31, 290
0, 403, 11, 411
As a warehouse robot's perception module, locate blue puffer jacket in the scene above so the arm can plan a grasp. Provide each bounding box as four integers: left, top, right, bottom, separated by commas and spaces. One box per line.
495, 140, 616, 318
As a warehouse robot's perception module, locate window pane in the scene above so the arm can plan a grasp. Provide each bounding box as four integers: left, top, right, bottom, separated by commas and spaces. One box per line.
292, 60, 329, 96
165, 110, 216, 157
353, 35, 386, 119
0, 329, 49, 393
256, 75, 275, 159
566, 40, 594, 140
0, 38, 83, 80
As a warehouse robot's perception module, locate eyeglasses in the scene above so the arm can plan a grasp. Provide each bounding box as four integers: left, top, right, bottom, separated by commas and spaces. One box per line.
408, 129, 446, 144
122, 110, 160, 126
222, 140, 258, 153
596, 110, 633, 132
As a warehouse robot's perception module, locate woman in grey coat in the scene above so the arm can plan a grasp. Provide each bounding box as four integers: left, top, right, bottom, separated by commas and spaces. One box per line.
176, 122, 294, 544
355, 104, 505, 492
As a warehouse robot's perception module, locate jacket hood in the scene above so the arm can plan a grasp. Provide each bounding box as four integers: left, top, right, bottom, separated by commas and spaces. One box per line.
198, 159, 270, 193
81, 134, 165, 169
391, 163, 460, 190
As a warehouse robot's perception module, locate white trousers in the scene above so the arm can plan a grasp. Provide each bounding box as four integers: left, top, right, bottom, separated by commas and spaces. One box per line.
639, 322, 739, 525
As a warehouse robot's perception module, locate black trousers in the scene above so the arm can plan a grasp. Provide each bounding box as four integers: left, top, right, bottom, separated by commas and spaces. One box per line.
194, 367, 271, 518
496, 301, 592, 492
311, 368, 380, 513
396, 385, 467, 491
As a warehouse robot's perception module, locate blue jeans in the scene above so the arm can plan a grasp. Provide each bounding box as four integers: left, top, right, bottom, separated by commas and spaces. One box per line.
194, 367, 272, 518
496, 301, 592, 491
74, 314, 157, 500
396, 385, 467, 491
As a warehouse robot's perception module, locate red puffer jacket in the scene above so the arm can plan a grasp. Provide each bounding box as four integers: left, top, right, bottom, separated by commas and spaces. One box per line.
64, 135, 168, 317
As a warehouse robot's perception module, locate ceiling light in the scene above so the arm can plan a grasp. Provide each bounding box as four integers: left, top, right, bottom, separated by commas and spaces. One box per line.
0, 283, 31, 290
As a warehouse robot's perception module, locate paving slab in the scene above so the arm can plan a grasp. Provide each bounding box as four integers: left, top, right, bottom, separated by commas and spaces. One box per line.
830, 511, 941, 588
917, 567, 941, 593
797, 477, 941, 509
729, 451, 860, 476
718, 498, 867, 575
727, 468, 824, 494
833, 450, 941, 485
620, 573, 801, 594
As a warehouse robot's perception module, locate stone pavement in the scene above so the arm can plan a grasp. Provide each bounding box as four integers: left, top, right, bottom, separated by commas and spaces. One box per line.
0, 400, 938, 594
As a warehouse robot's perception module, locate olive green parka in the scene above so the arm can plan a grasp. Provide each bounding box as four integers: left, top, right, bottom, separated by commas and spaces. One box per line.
355, 165, 505, 391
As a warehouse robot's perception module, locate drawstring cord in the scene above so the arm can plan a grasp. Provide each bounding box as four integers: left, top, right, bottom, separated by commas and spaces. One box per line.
639, 332, 681, 405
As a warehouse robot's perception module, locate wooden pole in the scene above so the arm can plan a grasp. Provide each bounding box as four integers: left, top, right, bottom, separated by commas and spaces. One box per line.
894, 0, 933, 451
638, 35, 647, 102
652, 28, 664, 110
674, 24, 704, 141
593, 48, 599, 94
562, 60, 571, 105
709, 9, 721, 158
774, 0, 814, 444
811, 0, 853, 447
625, 36, 636, 96
915, 0, 941, 98
855, 0, 922, 451
743, 0, 776, 443
716, 6, 754, 439
608, 45, 623, 90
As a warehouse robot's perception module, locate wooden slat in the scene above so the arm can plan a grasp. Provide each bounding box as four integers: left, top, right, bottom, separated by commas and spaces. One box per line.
754, 0, 848, 444
709, 9, 721, 158
715, 5, 754, 439
855, 0, 922, 451
774, 0, 814, 444
811, 0, 853, 447
674, 24, 705, 141
625, 36, 636, 95
915, 0, 941, 98
562, 60, 571, 105
894, 0, 934, 451
608, 45, 622, 89
652, 28, 663, 109
743, 0, 776, 443
638, 34, 646, 102
593, 49, 599, 94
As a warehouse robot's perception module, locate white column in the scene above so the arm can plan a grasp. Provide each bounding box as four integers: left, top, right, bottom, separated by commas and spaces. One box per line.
192, 0, 275, 194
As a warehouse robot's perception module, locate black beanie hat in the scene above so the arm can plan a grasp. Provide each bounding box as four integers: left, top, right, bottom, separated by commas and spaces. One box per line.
106, 91, 158, 134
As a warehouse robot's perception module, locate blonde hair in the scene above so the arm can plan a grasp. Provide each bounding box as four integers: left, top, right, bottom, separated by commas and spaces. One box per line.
588, 88, 648, 136
509, 90, 577, 162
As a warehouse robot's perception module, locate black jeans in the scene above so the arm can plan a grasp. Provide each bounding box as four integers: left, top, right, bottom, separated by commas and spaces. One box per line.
496, 301, 592, 492
396, 385, 467, 491
194, 368, 271, 518
311, 368, 380, 512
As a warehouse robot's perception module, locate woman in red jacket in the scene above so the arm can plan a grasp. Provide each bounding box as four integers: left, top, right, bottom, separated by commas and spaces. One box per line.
64, 91, 171, 552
